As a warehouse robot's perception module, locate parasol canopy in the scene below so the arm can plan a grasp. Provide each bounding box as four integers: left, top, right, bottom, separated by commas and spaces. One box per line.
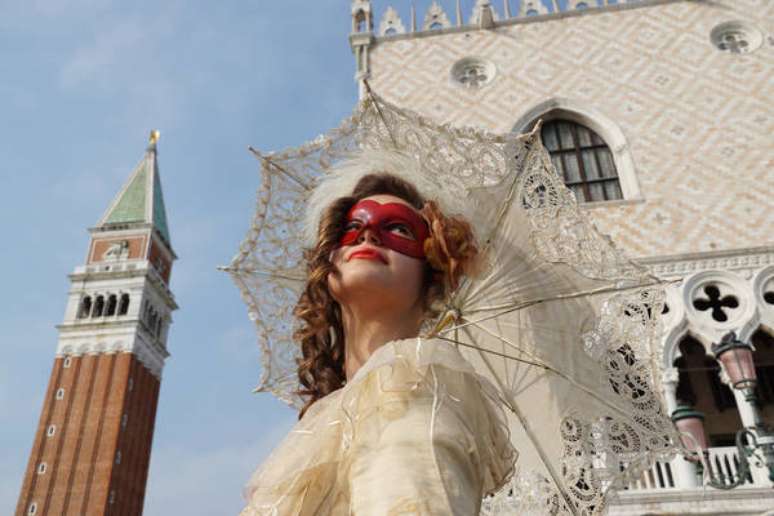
224, 91, 679, 515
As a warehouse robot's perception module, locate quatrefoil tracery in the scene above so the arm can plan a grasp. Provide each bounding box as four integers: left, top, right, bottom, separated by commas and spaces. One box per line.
692, 284, 739, 322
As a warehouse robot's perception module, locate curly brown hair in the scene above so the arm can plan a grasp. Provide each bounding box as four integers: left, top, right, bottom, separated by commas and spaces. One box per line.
294, 173, 478, 418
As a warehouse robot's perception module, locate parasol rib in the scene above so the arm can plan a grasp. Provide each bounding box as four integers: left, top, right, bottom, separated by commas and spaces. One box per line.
435, 335, 555, 371
466, 319, 651, 423
248, 146, 313, 191
362, 79, 399, 148
221, 266, 305, 283
441, 280, 664, 335
461, 325, 580, 515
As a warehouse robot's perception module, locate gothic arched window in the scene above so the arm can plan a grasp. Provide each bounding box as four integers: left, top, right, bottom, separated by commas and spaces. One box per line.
752, 329, 774, 406
674, 336, 740, 446
541, 120, 623, 203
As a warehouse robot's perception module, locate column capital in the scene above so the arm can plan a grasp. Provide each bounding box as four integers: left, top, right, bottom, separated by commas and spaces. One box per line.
662, 367, 680, 386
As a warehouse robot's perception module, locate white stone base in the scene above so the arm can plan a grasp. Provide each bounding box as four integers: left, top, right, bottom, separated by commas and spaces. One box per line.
609, 487, 774, 515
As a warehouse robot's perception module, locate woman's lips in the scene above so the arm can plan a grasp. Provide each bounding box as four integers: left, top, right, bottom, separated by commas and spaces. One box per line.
347, 248, 387, 264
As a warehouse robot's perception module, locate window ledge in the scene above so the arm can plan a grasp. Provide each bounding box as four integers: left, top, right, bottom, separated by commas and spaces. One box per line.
579, 197, 645, 210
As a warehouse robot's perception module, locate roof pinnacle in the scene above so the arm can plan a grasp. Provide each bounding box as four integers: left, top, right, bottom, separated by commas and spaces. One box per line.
147, 129, 160, 152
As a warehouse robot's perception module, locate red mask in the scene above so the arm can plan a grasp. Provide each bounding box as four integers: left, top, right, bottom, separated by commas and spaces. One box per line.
338, 199, 429, 259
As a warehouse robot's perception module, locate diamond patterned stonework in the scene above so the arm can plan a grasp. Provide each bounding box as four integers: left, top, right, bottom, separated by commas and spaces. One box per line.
358, 1, 774, 511
364, 0, 773, 261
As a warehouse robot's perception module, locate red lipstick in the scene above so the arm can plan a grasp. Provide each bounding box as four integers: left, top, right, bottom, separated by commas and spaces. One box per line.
347, 248, 387, 264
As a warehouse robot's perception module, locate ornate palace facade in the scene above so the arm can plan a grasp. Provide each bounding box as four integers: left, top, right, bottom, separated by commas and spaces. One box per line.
349, 0, 774, 513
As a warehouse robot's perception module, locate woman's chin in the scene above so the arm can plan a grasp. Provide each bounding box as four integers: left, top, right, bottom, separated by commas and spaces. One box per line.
330, 268, 414, 303
329, 251, 425, 307
333, 270, 394, 295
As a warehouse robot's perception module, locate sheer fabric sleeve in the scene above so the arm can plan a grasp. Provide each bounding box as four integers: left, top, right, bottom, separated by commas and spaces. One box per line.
344, 340, 516, 515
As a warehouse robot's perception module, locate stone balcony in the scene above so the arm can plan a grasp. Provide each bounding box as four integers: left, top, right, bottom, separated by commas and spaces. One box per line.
610, 446, 774, 515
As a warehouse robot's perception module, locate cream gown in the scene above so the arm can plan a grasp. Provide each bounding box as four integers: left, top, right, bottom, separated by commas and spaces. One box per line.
239, 337, 517, 516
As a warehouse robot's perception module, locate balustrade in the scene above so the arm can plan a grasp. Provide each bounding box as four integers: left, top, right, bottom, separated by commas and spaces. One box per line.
626, 446, 763, 491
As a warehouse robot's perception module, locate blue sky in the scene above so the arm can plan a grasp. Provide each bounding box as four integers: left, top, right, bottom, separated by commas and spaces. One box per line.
0, 1, 565, 514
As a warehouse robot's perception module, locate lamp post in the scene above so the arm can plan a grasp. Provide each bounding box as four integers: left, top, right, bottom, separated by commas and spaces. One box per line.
670, 406, 708, 487
709, 331, 774, 488
672, 406, 709, 457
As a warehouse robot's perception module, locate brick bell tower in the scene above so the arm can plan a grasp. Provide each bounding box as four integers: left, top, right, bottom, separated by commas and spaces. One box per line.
16, 131, 177, 516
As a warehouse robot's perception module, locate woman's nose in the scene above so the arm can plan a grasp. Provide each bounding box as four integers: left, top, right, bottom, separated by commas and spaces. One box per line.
357, 227, 381, 246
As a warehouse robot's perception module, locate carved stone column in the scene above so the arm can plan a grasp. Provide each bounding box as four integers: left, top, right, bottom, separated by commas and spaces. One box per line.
662, 368, 700, 488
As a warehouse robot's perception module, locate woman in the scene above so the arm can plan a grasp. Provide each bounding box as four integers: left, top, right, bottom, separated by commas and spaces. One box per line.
240, 150, 517, 515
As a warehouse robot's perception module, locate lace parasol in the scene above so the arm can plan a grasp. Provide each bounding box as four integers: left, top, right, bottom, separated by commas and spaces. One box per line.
224, 91, 680, 515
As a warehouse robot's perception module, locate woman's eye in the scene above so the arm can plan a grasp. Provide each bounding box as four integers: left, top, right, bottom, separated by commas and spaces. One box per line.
344, 221, 362, 232
387, 223, 415, 239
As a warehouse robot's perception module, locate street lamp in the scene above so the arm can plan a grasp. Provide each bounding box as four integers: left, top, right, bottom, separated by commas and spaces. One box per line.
708, 331, 774, 488
671, 406, 708, 460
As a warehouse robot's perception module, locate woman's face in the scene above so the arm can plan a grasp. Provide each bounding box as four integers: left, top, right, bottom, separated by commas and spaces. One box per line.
328, 194, 427, 313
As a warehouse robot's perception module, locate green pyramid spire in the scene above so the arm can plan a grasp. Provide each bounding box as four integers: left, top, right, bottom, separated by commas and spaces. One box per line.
98, 131, 171, 245
152, 163, 171, 244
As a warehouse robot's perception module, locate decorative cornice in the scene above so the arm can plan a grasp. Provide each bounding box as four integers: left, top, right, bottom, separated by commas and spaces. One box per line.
639, 247, 774, 278
68, 266, 148, 283
56, 337, 167, 379
57, 318, 140, 333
